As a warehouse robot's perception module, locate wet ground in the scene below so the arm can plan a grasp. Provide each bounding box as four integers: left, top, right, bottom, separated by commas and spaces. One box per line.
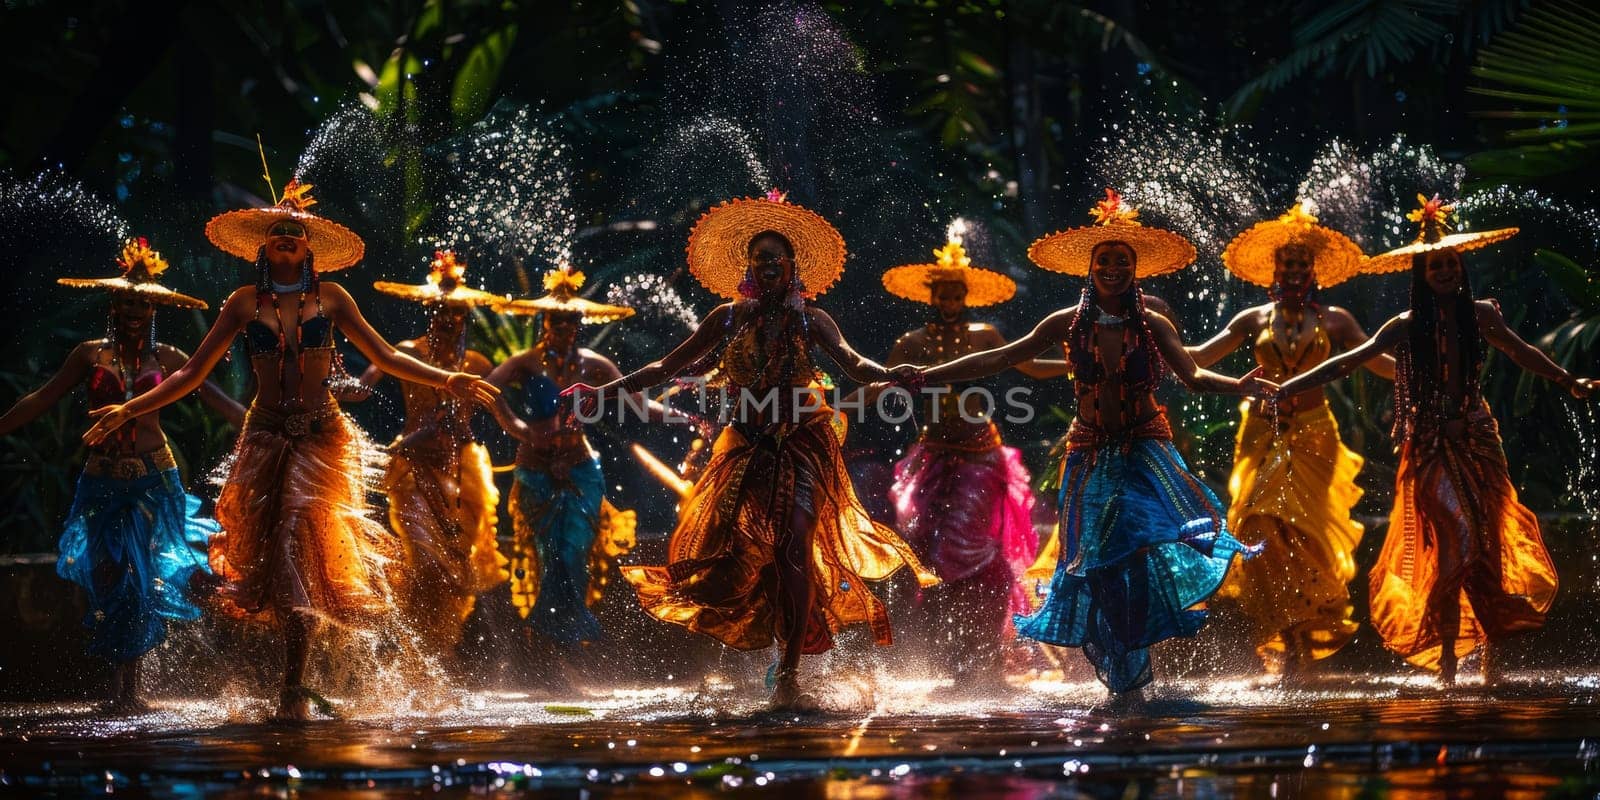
3, 671, 1598, 798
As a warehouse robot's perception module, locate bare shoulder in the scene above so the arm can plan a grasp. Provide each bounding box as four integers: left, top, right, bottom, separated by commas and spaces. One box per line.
578, 348, 620, 370
153, 342, 190, 367
896, 326, 928, 347
463, 350, 494, 375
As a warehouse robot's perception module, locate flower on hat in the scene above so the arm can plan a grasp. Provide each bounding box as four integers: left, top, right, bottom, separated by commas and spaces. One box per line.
116, 237, 168, 282
1088, 188, 1140, 227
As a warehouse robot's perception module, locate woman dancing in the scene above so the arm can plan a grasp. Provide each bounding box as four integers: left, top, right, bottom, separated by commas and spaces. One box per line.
913, 189, 1272, 701
1274, 195, 1591, 685
878, 237, 1041, 686
571, 191, 936, 709
1186, 203, 1391, 680
83, 180, 501, 719
354, 250, 526, 659
1, 238, 243, 712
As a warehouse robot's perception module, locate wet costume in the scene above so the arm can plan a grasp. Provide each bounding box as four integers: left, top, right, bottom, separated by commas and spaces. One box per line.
883, 241, 1036, 634
623, 192, 935, 654
205, 182, 398, 625
1211, 205, 1369, 665
1015, 190, 1253, 692
371, 252, 508, 651
498, 269, 637, 645
52, 240, 218, 661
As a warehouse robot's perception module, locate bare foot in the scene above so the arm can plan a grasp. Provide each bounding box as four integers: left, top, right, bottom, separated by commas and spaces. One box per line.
769, 678, 821, 713
1102, 688, 1146, 713
274, 686, 335, 722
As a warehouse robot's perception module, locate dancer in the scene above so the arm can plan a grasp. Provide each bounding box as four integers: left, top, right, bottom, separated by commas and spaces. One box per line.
487, 266, 643, 652
352, 251, 524, 658
912, 189, 1273, 700
1186, 203, 1390, 680
82, 180, 502, 719
1275, 195, 1590, 685
0, 238, 243, 712
877, 237, 1041, 685
572, 191, 937, 709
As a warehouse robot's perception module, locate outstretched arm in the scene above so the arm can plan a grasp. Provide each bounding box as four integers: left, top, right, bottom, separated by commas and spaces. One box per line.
1186, 308, 1257, 368
808, 307, 900, 384
1277, 314, 1407, 396
83, 288, 253, 444
323, 283, 499, 407
157, 344, 246, 428
1327, 307, 1396, 381
0, 343, 93, 436
1478, 299, 1595, 398
599, 303, 733, 393
1148, 312, 1274, 396
923, 308, 1074, 384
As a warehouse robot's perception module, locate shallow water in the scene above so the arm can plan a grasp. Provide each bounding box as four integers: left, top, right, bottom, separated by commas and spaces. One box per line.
4, 671, 1598, 798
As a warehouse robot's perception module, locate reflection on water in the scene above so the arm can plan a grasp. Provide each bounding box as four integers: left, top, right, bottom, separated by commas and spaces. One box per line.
3, 672, 1597, 797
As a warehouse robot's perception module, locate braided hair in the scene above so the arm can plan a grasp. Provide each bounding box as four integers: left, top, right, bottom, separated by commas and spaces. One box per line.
1396, 248, 1482, 432
1064, 249, 1165, 388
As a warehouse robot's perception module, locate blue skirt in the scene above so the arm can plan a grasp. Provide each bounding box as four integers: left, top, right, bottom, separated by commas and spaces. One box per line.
1017, 426, 1253, 692
510, 460, 604, 646
55, 465, 216, 662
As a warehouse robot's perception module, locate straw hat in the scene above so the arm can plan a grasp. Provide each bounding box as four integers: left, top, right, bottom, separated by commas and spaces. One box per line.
1221, 202, 1365, 288
685, 190, 847, 299
1362, 194, 1519, 274
882, 240, 1017, 306
373, 250, 505, 308
204, 179, 366, 271
1027, 188, 1196, 278
57, 237, 208, 309
496, 267, 636, 325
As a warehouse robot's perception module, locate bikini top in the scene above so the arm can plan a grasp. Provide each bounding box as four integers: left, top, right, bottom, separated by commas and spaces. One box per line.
1254, 307, 1330, 381
86, 364, 163, 407
244, 286, 333, 357
1063, 317, 1161, 396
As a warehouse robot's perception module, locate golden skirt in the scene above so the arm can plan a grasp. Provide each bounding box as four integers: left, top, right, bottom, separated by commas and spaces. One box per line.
1373, 405, 1557, 670
211, 404, 398, 625
624, 410, 937, 653
1216, 401, 1363, 663
383, 440, 507, 651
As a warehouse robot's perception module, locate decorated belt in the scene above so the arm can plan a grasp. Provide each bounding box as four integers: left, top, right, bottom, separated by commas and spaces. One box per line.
1065, 409, 1173, 450
918, 420, 1003, 453
246, 402, 341, 438
83, 446, 178, 480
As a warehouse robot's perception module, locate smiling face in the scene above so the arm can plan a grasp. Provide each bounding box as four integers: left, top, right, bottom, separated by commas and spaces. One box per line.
930, 280, 968, 323
747, 232, 796, 295
110, 294, 155, 340
1422, 247, 1465, 296
1090, 241, 1136, 299
1273, 242, 1316, 300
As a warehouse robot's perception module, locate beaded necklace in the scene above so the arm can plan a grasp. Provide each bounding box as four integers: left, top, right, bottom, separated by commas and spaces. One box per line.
1267, 303, 1324, 377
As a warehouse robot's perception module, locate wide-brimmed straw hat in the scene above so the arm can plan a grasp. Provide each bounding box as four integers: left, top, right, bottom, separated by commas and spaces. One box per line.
685, 190, 847, 299
496, 267, 636, 324
57, 237, 208, 309
1362, 194, 1519, 274
204, 179, 366, 271
1027, 188, 1196, 278
1221, 202, 1365, 288
373, 250, 504, 308
881, 239, 1017, 306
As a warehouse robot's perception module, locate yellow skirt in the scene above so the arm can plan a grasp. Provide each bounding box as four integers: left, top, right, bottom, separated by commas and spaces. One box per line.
624, 410, 936, 653
1216, 401, 1363, 663
383, 440, 507, 651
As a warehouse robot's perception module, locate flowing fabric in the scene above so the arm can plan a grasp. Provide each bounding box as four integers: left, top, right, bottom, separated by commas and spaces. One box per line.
625, 409, 938, 654
384, 440, 507, 651
509, 459, 605, 645
1373, 403, 1557, 670
1215, 400, 1363, 663
55, 451, 216, 662
891, 426, 1037, 623
1016, 412, 1253, 692
211, 403, 398, 624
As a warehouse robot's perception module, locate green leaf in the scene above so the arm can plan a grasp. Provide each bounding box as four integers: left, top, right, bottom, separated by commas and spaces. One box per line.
451, 25, 519, 128
1533, 249, 1600, 312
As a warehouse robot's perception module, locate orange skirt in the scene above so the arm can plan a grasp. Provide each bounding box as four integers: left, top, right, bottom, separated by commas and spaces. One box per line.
211, 403, 398, 625
1373, 404, 1558, 670
624, 409, 936, 653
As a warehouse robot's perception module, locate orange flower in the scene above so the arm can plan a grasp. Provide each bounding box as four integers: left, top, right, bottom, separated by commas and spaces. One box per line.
542, 267, 587, 298
1088, 187, 1140, 227
115, 237, 169, 281
278, 179, 318, 212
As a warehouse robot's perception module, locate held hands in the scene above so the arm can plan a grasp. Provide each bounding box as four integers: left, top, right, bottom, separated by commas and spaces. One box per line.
561, 382, 601, 418
445, 372, 501, 408
1238, 366, 1281, 401
1567, 376, 1597, 400
889, 364, 926, 391
83, 404, 135, 445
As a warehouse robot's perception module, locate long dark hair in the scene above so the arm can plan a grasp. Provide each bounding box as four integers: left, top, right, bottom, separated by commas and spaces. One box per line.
254, 245, 318, 295
1064, 283, 1164, 385
1398, 249, 1481, 425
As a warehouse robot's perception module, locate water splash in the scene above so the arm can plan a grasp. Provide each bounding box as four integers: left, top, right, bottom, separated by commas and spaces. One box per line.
607, 273, 699, 331
0, 169, 130, 251
294, 103, 387, 184
1298, 135, 1466, 252
648, 117, 771, 196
